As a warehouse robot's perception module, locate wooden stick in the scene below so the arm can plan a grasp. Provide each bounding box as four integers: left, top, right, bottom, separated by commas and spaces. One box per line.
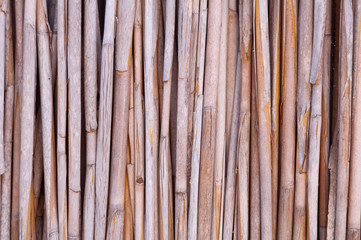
67, 0, 82, 237
106, 1, 135, 238
347, 0, 361, 238
134, 0, 145, 239
57, 0, 68, 238
1, 2, 14, 237
269, 0, 281, 237
11, 0, 24, 238
292, 0, 313, 238
236, 1, 252, 239
254, 0, 273, 238
197, 0, 221, 238
82, 0, 98, 238
0, 0, 7, 176
19, 0, 37, 238
277, 0, 297, 238
212, 0, 227, 238
335, 0, 353, 238
158, 0, 175, 238
94, 0, 117, 238
222, 53, 241, 240
187, 0, 207, 238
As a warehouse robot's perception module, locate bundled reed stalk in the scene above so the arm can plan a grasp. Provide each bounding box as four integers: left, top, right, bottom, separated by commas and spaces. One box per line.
94, 0, 117, 238
293, 0, 312, 238
3, 1, 361, 240
19, 0, 37, 238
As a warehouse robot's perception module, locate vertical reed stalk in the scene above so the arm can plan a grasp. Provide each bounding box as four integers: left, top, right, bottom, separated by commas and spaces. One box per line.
19, 0, 37, 238
94, 0, 117, 238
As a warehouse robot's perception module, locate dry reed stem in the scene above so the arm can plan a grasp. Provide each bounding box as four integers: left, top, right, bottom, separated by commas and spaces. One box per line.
19, 0, 37, 238
94, 0, 117, 238
82, 0, 98, 238
1, 2, 14, 237
318, 1, 332, 238
254, 0, 272, 238
197, 0, 221, 238
335, 0, 353, 238
134, 0, 145, 239
277, 0, 297, 238
292, 0, 313, 238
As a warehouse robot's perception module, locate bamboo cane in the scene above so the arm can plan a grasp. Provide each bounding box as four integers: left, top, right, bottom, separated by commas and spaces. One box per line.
11, 1, 24, 239
254, 0, 273, 238
307, 2, 326, 239
226, 0, 239, 159
319, 1, 332, 239
57, 0, 68, 238
1, 2, 14, 237
0, 0, 7, 177
347, 0, 361, 238
269, 0, 281, 237
158, 0, 175, 238
250, 50, 260, 240
37, 0, 60, 238
187, 0, 207, 238
134, 0, 145, 239
236, 1, 252, 239
144, 0, 160, 238
292, 0, 313, 238
106, 1, 135, 238
197, 0, 221, 238
94, 0, 117, 238
19, 0, 37, 238
175, 0, 192, 238
277, 0, 297, 238
212, 0, 227, 238
67, 0, 82, 237
222, 54, 241, 240
335, 0, 353, 238
82, 0, 98, 239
